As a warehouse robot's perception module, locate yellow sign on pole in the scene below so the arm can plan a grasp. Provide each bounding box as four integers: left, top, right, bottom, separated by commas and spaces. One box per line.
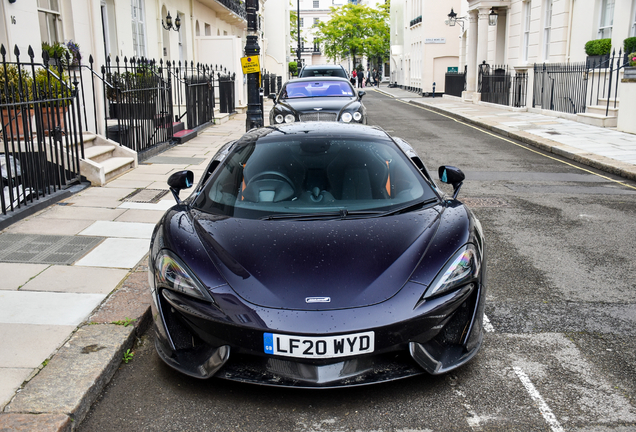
241, 56, 260, 74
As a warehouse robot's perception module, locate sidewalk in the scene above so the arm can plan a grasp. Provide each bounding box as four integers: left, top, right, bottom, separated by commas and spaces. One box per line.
374, 86, 636, 182
1, 90, 635, 431
0, 114, 248, 431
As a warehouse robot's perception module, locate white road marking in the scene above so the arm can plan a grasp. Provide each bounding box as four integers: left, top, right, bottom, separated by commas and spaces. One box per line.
483, 314, 495, 332
513, 366, 564, 432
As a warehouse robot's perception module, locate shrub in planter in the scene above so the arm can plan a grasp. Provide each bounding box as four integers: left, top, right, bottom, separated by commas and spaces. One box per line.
42, 42, 70, 68
629, 52, 636, 67
585, 38, 612, 56
34, 68, 72, 132
66, 40, 81, 67
289, 61, 298, 77
624, 37, 636, 56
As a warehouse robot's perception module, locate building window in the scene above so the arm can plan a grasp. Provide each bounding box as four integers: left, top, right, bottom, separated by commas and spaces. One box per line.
205, 23, 211, 36
314, 40, 319, 51
522, 1, 531, 62
38, 0, 62, 44
598, 0, 615, 38
314, 17, 319, 25
313, 0, 319, 7
131, 0, 147, 57
543, 0, 552, 61
627, 0, 636, 35
300, 17, 304, 27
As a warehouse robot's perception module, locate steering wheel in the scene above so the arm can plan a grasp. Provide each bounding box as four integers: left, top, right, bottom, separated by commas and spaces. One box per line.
248, 171, 295, 188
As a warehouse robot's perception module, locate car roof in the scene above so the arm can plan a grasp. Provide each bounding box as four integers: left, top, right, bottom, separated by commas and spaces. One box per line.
302, 64, 345, 70
239, 123, 389, 145
286, 77, 353, 84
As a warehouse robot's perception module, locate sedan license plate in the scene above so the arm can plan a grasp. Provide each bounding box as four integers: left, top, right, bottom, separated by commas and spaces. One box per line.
263, 331, 374, 359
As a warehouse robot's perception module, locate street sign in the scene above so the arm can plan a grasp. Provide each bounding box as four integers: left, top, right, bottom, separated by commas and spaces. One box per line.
447, 67, 458, 73
241, 56, 260, 74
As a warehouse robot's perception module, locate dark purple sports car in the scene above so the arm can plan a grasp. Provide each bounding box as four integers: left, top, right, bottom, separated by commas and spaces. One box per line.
149, 122, 486, 388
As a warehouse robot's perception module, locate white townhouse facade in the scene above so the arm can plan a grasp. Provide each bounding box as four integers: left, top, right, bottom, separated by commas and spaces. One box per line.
0, 0, 289, 108
390, 0, 461, 93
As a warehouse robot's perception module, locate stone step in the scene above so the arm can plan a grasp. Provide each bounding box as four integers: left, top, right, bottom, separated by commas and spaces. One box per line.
585, 105, 618, 117
102, 157, 135, 182
84, 145, 116, 164
576, 112, 618, 128
598, 98, 619, 108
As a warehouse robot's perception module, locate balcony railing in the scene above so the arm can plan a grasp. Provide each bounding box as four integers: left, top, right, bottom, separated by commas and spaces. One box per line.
410, 16, 422, 27
217, 0, 246, 19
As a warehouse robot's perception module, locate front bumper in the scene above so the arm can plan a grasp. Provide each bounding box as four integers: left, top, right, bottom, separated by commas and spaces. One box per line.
151, 280, 486, 387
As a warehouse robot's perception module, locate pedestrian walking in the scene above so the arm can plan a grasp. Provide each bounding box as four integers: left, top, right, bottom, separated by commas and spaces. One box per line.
350, 70, 356, 86
372, 69, 379, 87
357, 70, 363, 88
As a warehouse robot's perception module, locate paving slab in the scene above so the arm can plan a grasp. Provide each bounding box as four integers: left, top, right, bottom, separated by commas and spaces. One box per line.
0, 292, 106, 326
38, 206, 126, 221
0, 263, 49, 290
20, 266, 128, 294
117, 200, 174, 211
0, 234, 103, 265
89, 270, 152, 329
0, 324, 76, 368
114, 209, 165, 224
0, 368, 31, 408
74, 238, 149, 269
78, 221, 155, 239
4, 324, 135, 428
3, 218, 94, 236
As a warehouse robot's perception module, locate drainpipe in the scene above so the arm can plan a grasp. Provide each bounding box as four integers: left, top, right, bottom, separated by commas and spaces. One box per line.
565, 0, 574, 62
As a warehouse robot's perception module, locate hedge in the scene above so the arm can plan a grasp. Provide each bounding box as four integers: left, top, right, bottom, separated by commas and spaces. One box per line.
585, 38, 611, 56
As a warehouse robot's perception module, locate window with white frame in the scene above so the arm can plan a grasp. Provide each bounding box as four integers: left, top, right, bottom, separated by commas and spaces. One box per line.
313, 0, 319, 7
543, 0, 553, 61
300, 17, 304, 27
38, 0, 62, 45
522, 0, 531, 62
598, 0, 614, 38
131, 0, 147, 58
314, 17, 319, 25
631, 0, 636, 36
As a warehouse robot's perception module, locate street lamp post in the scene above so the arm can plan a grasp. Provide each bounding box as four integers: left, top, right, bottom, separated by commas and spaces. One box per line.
245, 0, 263, 130
297, 0, 301, 67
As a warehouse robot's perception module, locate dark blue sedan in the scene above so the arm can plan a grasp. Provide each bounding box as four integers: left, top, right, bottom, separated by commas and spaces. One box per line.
149, 122, 486, 387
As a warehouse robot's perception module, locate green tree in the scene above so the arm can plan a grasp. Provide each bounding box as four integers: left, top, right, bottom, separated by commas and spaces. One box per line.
290, 8, 307, 56
313, 2, 389, 67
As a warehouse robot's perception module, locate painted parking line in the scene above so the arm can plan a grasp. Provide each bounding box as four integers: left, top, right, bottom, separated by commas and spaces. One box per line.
513, 366, 565, 432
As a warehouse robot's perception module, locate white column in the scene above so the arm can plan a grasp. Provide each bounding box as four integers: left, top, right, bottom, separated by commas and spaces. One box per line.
464, 10, 478, 98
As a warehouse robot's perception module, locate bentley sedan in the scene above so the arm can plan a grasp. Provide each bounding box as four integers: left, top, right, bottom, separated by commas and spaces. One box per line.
268, 77, 367, 125
149, 122, 486, 388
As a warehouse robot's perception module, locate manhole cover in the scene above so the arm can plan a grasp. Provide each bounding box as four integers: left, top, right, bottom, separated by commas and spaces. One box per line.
0, 234, 102, 265
122, 189, 169, 203
461, 197, 509, 208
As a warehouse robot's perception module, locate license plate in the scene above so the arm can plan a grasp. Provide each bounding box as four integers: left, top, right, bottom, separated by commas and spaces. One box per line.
263, 331, 374, 359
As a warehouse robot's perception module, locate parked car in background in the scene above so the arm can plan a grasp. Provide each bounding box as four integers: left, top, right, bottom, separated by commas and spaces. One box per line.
149, 122, 487, 387
298, 64, 348, 78
268, 77, 367, 125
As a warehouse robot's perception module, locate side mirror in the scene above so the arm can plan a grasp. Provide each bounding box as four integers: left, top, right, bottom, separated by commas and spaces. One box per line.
168, 170, 194, 203
438, 166, 465, 200
358, 90, 366, 99
268, 93, 277, 100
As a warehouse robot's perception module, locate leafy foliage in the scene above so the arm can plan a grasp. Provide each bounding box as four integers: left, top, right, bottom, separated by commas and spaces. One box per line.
624, 37, 636, 56
0, 64, 33, 104
42, 42, 70, 67
584, 38, 611, 56
289, 8, 306, 55
34, 68, 71, 107
313, 2, 390, 66
289, 61, 298, 76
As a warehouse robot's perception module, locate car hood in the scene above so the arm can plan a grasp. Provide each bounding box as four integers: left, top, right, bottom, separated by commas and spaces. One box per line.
279, 97, 358, 112
190, 208, 442, 310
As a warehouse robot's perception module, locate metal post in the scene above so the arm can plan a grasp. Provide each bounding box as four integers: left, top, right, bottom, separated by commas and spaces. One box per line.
297, 0, 301, 66
245, 0, 263, 130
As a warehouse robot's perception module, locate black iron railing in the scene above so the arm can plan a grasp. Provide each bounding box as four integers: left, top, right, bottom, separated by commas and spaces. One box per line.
217, 0, 247, 19
444, 66, 466, 97
533, 49, 628, 115
218, 73, 236, 114
479, 64, 528, 107
1, 44, 84, 217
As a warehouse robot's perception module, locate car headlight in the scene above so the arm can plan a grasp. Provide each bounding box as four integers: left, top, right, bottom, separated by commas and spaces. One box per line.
353, 112, 362, 122
284, 114, 295, 123
341, 112, 353, 123
423, 244, 480, 299
155, 249, 213, 302
275, 114, 284, 124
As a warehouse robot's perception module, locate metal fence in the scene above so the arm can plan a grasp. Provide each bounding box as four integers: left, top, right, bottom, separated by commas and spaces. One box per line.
533, 49, 629, 115
167, 61, 219, 130
478, 64, 528, 107
218, 73, 236, 114
1, 44, 85, 216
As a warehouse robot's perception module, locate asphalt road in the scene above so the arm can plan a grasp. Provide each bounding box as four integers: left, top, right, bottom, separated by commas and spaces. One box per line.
79, 91, 636, 431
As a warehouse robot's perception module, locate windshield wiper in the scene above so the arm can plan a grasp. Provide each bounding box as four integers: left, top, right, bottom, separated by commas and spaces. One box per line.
378, 198, 439, 217
260, 209, 383, 221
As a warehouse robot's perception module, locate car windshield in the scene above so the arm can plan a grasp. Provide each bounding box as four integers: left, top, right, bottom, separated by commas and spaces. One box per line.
192, 132, 438, 220
283, 81, 354, 99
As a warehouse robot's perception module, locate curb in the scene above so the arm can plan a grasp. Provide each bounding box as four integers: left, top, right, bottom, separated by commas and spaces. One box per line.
375, 88, 636, 183
0, 262, 152, 432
